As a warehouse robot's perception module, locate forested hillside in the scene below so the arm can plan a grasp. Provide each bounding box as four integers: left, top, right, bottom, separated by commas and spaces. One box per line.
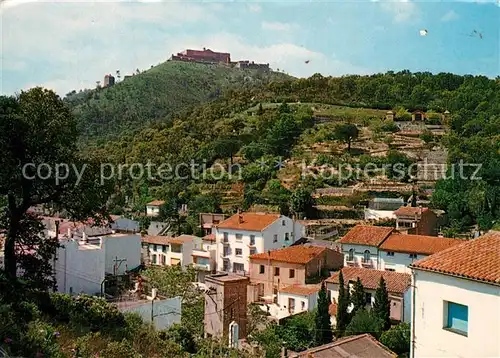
66, 61, 291, 143
85, 71, 499, 233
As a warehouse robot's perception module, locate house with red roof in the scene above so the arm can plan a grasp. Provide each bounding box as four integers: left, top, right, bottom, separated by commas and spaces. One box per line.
339, 225, 462, 273
410, 231, 500, 358
326, 267, 412, 325
146, 200, 165, 217
214, 212, 305, 275
394, 205, 438, 236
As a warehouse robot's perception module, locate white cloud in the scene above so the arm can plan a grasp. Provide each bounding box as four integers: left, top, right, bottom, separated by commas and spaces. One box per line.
261, 21, 297, 32
380, 0, 418, 23
441, 9, 459, 22
247, 3, 261, 13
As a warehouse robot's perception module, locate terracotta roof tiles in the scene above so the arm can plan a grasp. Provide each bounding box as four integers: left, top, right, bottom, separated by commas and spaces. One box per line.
279, 284, 321, 296
216, 212, 281, 231
394, 206, 429, 216
147, 200, 165, 206
380, 234, 463, 255
250, 245, 326, 265
411, 231, 500, 285
326, 267, 411, 294
338, 225, 394, 247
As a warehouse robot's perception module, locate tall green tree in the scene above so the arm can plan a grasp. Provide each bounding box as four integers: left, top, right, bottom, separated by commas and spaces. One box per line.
313, 281, 333, 346
345, 309, 384, 339
0, 88, 113, 283
372, 277, 391, 330
332, 123, 359, 152
335, 270, 351, 336
351, 278, 366, 313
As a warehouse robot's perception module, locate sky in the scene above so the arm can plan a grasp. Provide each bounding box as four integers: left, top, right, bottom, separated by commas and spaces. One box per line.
1, 0, 499, 96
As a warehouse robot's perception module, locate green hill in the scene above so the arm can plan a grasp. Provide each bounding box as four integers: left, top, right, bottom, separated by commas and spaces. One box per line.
66, 61, 292, 142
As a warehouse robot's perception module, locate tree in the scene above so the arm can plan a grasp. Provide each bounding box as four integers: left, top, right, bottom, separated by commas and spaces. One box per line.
372, 277, 391, 330
290, 187, 313, 217
332, 123, 359, 152
380, 323, 411, 355
313, 282, 333, 346
257, 103, 264, 116
335, 270, 351, 336
0, 88, 113, 283
247, 303, 270, 338
345, 309, 384, 339
351, 278, 366, 314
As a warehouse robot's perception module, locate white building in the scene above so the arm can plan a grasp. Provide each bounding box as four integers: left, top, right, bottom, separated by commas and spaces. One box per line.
364, 197, 404, 221
339, 225, 462, 273
141, 235, 195, 267
410, 231, 500, 358
54, 232, 141, 295
269, 284, 320, 320
146, 200, 165, 217
214, 212, 305, 274
326, 267, 412, 326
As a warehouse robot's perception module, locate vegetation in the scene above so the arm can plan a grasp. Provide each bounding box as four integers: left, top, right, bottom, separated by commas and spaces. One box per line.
332, 123, 359, 152
335, 270, 351, 337
313, 282, 333, 346
380, 323, 411, 355
372, 277, 391, 330
345, 309, 384, 339
351, 278, 366, 314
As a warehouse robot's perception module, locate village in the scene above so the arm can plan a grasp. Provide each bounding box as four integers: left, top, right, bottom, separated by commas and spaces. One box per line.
3, 195, 497, 357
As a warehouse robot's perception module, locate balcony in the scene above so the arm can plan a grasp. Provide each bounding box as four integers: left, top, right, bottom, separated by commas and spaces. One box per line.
346, 256, 357, 267
361, 259, 373, 268
193, 263, 211, 271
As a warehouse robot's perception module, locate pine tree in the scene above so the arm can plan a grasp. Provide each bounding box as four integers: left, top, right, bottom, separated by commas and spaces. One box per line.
372, 276, 391, 330
314, 281, 333, 345
351, 277, 366, 313
335, 270, 351, 336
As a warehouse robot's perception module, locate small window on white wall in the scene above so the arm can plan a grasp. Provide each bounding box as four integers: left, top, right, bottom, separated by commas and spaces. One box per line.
273, 234, 278, 243
282, 220, 286, 226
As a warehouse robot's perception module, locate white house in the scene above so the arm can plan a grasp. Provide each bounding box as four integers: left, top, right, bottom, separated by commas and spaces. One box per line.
410, 231, 500, 358
54, 232, 141, 295
364, 197, 404, 221
214, 212, 305, 274
326, 267, 412, 326
339, 225, 462, 273
273, 284, 321, 320
141, 235, 195, 267
146, 200, 165, 217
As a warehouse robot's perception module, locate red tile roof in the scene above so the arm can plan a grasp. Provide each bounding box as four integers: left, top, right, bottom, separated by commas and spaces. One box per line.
141, 236, 172, 245
203, 233, 216, 242
250, 245, 326, 265
394, 206, 429, 216
411, 231, 500, 285
147, 200, 165, 206
216, 212, 280, 231
380, 234, 463, 255
290, 334, 397, 358
326, 267, 411, 294
280, 284, 321, 296
338, 225, 394, 247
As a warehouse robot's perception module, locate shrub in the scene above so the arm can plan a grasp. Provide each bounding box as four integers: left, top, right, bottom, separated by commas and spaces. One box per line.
380, 122, 399, 133
380, 323, 411, 355
345, 309, 384, 339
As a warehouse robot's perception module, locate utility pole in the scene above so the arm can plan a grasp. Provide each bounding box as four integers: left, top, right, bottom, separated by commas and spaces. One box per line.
113, 256, 127, 276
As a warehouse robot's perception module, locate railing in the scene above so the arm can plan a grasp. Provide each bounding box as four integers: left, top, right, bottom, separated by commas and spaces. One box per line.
361, 259, 373, 267
193, 263, 210, 271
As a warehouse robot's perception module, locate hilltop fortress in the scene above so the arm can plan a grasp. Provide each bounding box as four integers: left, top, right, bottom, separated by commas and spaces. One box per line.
169, 47, 270, 71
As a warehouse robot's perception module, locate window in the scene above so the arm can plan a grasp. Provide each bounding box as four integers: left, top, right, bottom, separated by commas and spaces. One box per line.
161, 255, 166, 265
162, 245, 168, 253
363, 250, 370, 262
274, 267, 280, 276
282, 220, 286, 226
444, 301, 468, 336
223, 232, 229, 242
235, 248, 243, 256
365, 292, 372, 305
285, 233, 289, 241
233, 263, 245, 273
273, 234, 278, 243
386, 251, 395, 256
290, 232, 294, 242
347, 248, 354, 261
152, 254, 157, 264
259, 265, 265, 274
223, 247, 230, 256
213, 220, 220, 225
235, 233, 243, 241
171, 244, 182, 253
409, 253, 418, 259
250, 235, 255, 245
153, 244, 158, 251
289, 269, 295, 278
250, 248, 256, 255
301, 301, 306, 310
385, 268, 395, 272
222, 260, 230, 271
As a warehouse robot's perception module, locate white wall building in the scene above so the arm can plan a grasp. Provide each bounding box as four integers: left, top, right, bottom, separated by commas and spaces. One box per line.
54, 232, 141, 295
364, 197, 404, 221
339, 225, 462, 273
142, 235, 195, 267
146, 200, 165, 217
214, 212, 305, 274
273, 284, 320, 320
410, 232, 500, 358
326, 267, 412, 325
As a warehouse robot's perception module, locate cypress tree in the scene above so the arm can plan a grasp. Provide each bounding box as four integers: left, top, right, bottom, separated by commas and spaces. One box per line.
373, 276, 391, 330
351, 277, 366, 313
335, 270, 351, 336
314, 281, 333, 345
